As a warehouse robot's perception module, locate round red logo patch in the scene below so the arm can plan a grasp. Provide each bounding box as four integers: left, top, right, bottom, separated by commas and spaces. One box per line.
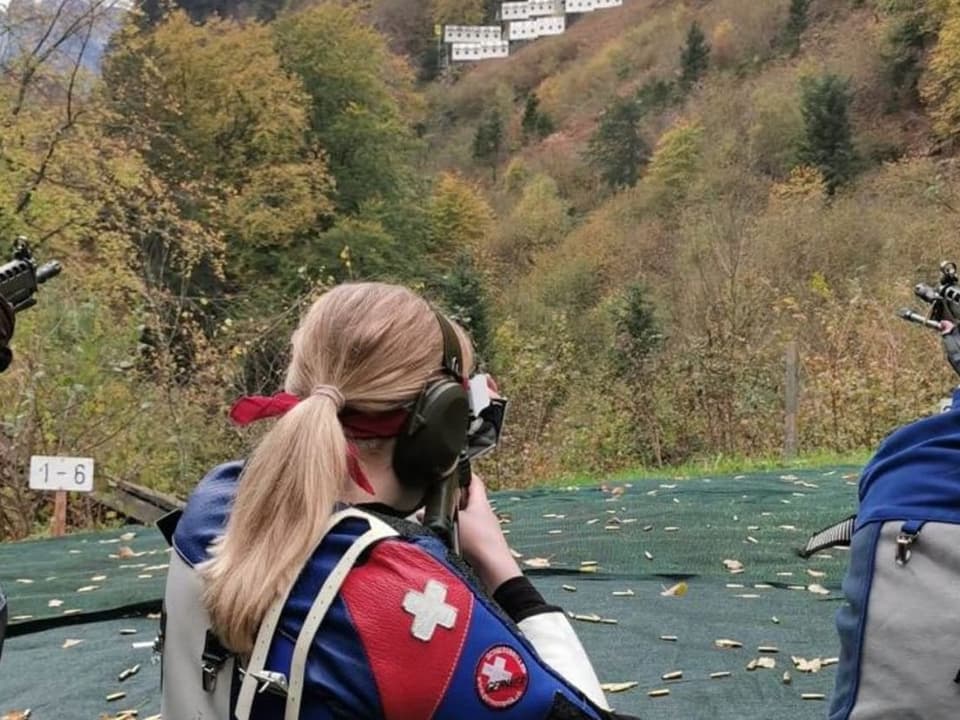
475, 645, 529, 708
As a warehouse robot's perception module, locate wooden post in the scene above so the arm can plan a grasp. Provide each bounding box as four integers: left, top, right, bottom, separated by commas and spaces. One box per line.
52, 490, 67, 537
784, 340, 800, 460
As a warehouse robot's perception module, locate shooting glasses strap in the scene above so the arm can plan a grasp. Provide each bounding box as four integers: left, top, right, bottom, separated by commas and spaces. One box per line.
234, 509, 397, 720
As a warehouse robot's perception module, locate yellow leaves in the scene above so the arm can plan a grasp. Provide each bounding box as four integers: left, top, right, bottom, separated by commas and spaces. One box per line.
769, 166, 827, 203
429, 172, 495, 258
431, 0, 485, 26
711, 19, 738, 68
922, 1, 960, 139
644, 119, 703, 207
223, 160, 335, 246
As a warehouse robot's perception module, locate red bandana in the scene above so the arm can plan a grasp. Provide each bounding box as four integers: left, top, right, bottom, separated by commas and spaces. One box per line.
229, 393, 410, 496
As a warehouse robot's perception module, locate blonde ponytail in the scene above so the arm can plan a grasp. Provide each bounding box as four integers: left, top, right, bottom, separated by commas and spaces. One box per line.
200, 282, 474, 654
202, 394, 346, 653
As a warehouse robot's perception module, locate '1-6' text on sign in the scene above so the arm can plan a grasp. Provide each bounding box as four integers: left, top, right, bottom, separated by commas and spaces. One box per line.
29, 456, 95, 492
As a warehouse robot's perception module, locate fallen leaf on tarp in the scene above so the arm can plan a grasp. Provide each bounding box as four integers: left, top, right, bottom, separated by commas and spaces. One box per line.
61, 639, 83, 649
791, 656, 823, 673
660, 582, 687, 597
600, 681, 638, 693
570, 613, 618, 624
118, 664, 141, 682
523, 557, 551, 569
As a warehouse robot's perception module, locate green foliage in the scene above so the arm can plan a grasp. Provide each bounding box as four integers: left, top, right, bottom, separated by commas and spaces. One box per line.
497, 174, 571, 268
783, 0, 810, 54
273, 4, 421, 213
586, 96, 650, 190
521, 94, 555, 143
798, 74, 857, 193
645, 120, 704, 207
439, 255, 492, 359
472, 110, 504, 180
680, 21, 710, 90
635, 78, 678, 113
612, 284, 662, 372
884, 9, 934, 109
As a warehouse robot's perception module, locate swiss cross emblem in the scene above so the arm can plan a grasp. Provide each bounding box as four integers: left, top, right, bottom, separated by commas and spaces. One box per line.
475, 645, 529, 708
402, 579, 458, 641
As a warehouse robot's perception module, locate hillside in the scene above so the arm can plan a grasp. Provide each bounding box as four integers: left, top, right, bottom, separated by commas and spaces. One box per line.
414, 0, 960, 480
1, 0, 959, 535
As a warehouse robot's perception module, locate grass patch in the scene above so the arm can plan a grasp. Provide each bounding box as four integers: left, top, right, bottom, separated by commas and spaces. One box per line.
533, 449, 870, 489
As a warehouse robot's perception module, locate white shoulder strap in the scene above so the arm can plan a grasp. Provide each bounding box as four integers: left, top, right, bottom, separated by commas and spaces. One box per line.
284, 512, 396, 719
233, 509, 397, 720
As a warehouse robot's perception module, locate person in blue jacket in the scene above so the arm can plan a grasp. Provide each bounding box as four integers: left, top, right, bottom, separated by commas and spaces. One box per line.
161, 281, 637, 720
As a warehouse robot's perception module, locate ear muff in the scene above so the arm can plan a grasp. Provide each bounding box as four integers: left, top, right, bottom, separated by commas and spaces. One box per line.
393, 311, 470, 489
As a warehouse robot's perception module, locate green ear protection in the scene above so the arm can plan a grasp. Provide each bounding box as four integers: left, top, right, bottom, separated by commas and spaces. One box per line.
392, 311, 471, 489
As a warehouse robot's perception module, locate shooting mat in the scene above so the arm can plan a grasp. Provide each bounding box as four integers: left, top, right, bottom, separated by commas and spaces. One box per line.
0, 467, 859, 719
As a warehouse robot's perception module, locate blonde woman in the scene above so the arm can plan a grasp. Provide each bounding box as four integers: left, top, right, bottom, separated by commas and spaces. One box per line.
160, 282, 636, 720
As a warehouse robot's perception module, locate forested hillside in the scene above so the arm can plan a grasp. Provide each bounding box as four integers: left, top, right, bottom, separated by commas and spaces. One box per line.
1, 0, 958, 536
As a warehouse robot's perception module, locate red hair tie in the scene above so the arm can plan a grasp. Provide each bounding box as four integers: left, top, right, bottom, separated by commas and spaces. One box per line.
228, 392, 409, 496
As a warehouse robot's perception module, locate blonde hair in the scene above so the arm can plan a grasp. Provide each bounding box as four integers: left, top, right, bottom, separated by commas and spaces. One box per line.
201, 282, 474, 654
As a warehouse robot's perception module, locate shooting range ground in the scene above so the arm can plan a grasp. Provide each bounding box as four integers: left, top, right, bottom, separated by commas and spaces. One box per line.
0, 467, 859, 719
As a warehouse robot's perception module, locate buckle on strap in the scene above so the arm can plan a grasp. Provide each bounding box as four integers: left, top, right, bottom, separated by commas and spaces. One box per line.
895, 521, 925, 566
239, 668, 290, 697
201, 630, 231, 693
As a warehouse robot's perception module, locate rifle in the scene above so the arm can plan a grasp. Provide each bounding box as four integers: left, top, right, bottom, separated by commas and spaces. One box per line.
0, 236, 62, 313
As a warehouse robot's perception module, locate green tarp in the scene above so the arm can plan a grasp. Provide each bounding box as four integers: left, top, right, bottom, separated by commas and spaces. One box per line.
0, 467, 861, 719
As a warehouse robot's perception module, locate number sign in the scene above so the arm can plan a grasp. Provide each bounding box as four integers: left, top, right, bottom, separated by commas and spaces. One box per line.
29, 455, 95, 492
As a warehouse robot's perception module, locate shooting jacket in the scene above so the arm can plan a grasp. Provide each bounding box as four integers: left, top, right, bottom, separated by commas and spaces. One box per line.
160, 461, 616, 720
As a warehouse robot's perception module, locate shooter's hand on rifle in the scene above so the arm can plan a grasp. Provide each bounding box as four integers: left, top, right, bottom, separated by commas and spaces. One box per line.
456, 473, 522, 594
0, 294, 13, 373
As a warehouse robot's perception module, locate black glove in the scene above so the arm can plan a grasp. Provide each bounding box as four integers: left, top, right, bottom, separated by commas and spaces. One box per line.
0, 295, 13, 373
942, 322, 960, 378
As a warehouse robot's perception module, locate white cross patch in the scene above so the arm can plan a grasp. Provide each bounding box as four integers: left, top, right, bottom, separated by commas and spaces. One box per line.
481, 656, 513, 687
402, 579, 458, 641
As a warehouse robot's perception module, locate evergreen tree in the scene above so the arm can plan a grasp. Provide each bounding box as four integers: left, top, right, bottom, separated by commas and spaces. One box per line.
798, 74, 857, 194
680, 22, 710, 90
587, 96, 650, 189
472, 110, 503, 180
440, 255, 491, 358
612, 283, 663, 373
521, 94, 555, 143
784, 0, 810, 54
